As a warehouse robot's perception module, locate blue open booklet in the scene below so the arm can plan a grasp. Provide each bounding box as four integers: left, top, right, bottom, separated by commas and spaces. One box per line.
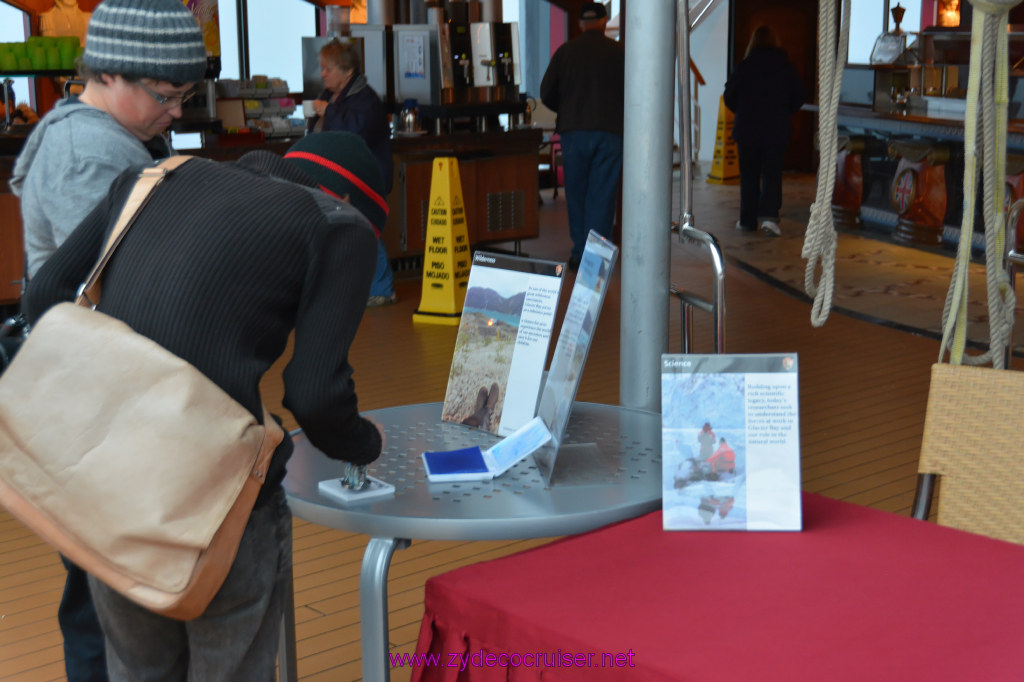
422, 416, 553, 482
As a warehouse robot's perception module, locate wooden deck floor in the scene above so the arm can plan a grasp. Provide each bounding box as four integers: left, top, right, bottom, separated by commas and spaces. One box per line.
0, 184, 968, 681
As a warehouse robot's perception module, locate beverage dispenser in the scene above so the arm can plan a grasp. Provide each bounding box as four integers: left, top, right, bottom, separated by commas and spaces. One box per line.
494, 22, 521, 100
443, 22, 475, 104
469, 22, 520, 104
392, 23, 445, 107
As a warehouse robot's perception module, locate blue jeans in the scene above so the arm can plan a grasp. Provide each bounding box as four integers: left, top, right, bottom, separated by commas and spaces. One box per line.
369, 238, 395, 298
88, 487, 293, 682
560, 130, 623, 261
59, 556, 109, 682
737, 142, 786, 229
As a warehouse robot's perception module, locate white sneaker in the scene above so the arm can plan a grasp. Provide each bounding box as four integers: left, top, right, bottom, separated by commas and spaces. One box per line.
736, 221, 755, 231
760, 220, 781, 237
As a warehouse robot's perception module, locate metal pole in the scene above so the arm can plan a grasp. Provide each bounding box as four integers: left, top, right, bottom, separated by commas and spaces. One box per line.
366, 0, 397, 25
620, 0, 676, 412
236, 0, 249, 80
479, 0, 502, 23
677, 0, 694, 234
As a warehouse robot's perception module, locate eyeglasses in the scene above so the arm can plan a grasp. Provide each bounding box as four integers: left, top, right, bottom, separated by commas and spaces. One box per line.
138, 82, 196, 108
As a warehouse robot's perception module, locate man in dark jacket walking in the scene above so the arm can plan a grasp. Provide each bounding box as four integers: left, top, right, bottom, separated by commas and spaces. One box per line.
540, 2, 625, 268
724, 25, 805, 237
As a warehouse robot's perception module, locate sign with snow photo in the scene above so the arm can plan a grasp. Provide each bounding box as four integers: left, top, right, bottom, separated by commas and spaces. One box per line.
661, 353, 802, 531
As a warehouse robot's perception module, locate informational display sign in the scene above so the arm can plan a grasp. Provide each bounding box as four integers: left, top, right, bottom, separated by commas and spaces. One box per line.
661, 353, 802, 531
442, 251, 564, 436
535, 231, 619, 463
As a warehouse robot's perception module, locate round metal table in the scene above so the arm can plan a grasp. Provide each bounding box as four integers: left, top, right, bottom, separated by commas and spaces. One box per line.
281, 401, 662, 682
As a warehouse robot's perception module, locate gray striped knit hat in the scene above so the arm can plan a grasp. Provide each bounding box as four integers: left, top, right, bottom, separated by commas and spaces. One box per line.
82, 0, 207, 84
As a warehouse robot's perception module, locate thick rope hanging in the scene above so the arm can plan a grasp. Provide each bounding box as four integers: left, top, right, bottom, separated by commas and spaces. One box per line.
939, 0, 1019, 368
802, 0, 851, 327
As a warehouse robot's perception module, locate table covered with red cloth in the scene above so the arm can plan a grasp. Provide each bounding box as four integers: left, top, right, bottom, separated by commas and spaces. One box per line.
409, 493, 1024, 681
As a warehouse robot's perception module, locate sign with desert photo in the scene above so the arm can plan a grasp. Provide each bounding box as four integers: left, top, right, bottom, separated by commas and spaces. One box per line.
442, 252, 564, 436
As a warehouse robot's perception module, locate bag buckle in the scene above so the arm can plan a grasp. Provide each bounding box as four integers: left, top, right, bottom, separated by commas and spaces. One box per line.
75, 283, 97, 310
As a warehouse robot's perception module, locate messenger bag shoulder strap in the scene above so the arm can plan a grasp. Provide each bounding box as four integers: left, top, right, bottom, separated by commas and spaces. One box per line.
76, 155, 193, 309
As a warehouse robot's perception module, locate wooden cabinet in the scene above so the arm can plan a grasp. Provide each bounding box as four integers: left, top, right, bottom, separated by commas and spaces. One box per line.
0, 170, 24, 304
384, 128, 542, 262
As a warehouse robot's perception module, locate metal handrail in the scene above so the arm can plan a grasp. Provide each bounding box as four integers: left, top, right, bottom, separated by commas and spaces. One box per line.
670, 223, 726, 353
670, 0, 724, 355
1003, 198, 1024, 369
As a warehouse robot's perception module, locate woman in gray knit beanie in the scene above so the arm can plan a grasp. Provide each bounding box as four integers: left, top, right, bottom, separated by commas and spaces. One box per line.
81, 0, 207, 85
12, 0, 207, 274
9, 2, 205, 680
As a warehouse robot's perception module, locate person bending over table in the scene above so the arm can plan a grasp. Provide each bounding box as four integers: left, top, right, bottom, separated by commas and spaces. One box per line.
24, 132, 386, 682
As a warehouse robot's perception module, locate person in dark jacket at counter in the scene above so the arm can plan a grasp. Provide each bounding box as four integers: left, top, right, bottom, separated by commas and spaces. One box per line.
309, 39, 397, 306
724, 25, 805, 237
540, 2, 625, 270
24, 132, 385, 682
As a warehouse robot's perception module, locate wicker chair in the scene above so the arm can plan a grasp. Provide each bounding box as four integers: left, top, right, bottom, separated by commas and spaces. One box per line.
912, 363, 1024, 545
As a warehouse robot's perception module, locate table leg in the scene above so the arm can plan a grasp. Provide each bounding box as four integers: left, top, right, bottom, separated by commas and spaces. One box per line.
360, 536, 411, 682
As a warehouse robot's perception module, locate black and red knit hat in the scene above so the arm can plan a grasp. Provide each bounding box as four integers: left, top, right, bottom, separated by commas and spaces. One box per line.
284, 132, 389, 233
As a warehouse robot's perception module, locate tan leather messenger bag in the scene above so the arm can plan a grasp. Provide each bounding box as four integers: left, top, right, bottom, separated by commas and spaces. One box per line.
0, 156, 283, 620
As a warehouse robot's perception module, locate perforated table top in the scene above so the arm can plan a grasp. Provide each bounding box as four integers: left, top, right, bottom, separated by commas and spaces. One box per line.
283, 402, 662, 540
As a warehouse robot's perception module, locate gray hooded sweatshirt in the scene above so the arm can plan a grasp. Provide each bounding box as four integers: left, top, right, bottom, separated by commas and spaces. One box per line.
10, 98, 171, 277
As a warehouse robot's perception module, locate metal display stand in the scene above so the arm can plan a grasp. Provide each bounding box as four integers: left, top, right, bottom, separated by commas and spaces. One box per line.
280, 401, 662, 682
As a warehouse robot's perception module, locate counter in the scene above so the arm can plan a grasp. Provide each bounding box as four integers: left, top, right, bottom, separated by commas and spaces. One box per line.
829, 103, 1024, 247
0, 126, 543, 304
833, 42, 1024, 246
196, 128, 543, 263
836, 104, 1024, 147
385, 127, 542, 262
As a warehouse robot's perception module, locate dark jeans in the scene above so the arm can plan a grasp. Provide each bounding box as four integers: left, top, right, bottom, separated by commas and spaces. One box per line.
58, 556, 109, 682
89, 487, 292, 682
737, 142, 786, 229
560, 130, 623, 261
369, 238, 395, 298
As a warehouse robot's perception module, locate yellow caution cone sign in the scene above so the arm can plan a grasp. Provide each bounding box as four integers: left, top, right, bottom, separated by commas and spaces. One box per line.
413, 157, 471, 325
707, 95, 739, 185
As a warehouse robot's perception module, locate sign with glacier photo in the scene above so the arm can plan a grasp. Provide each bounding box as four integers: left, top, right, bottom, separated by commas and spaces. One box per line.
661, 353, 802, 531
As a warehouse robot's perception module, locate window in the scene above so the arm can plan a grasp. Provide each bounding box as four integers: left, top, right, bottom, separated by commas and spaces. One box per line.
219, 0, 239, 80
216, 0, 316, 88
0, 2, 31, 105
246, 0, 317, 91
848, 0, 922, 65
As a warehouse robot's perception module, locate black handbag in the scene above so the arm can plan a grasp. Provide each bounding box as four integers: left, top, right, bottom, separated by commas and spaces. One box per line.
0, 314, 30, 375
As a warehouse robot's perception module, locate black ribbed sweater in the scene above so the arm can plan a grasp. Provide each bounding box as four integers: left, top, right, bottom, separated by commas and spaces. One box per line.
24, 151, 383, 504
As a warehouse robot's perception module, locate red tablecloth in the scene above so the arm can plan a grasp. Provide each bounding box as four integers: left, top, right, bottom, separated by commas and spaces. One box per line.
409, 493, 1024, 681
